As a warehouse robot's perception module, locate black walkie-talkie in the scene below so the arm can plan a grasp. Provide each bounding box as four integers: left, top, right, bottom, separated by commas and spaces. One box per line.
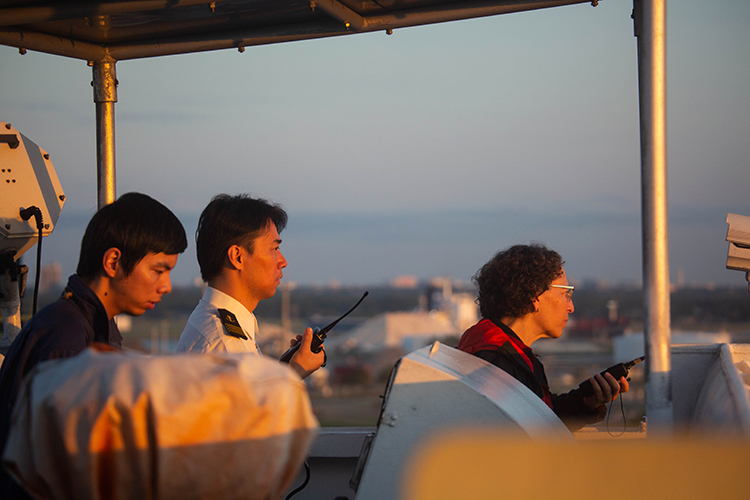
279, 291, 368, 365
578, 356, 645, 397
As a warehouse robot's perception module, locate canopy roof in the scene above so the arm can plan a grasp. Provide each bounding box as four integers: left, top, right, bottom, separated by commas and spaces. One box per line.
0, 0, 589, 60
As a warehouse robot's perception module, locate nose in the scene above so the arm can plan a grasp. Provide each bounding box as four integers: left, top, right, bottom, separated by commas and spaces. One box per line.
159, 272, 173, 295
279, 251, 288, 269
567, 298, 575, 313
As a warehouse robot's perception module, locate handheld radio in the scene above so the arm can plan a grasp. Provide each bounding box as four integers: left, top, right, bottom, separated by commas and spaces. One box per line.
279, 291, 368, 364
578, 355, 645, 397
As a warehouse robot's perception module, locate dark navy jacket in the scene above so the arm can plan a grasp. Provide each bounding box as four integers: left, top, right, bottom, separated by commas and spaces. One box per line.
0, 274, 121, 497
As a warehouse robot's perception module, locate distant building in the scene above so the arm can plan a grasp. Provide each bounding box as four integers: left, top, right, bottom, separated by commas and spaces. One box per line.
424, 277, 478, 333
114, 315, 132, 333
39, 262, 62, 293
445, 293, 479, 333
257, 322, 294, 358
340, 278, 479, 353
342, 311, 456, 352
390, 275, 419, 289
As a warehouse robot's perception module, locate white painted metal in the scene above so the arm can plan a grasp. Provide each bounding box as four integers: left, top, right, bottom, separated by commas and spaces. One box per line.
354, 342, 571, 500
672, 344, 750, 433
0, 122, 65, 256
0, 122, 66, 344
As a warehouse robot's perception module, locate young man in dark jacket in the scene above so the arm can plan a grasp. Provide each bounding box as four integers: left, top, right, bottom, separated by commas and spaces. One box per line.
457, 244, 628, 431
0, 192, 187, 498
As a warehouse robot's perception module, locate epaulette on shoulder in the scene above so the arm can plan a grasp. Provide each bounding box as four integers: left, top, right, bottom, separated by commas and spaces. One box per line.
217, 308, 248, 340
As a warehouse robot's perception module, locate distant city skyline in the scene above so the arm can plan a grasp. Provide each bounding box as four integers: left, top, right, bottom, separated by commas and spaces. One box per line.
2, 1, 749, 288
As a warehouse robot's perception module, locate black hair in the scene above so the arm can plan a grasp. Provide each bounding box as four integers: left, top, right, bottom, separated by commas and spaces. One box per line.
76, 192, 187, 279
473, 244, 564, 322
196, 194, 288, 282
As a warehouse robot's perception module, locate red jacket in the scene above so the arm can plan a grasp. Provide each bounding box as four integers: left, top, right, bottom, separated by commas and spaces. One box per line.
458, 319, 554, 409
458, 319, 605, 430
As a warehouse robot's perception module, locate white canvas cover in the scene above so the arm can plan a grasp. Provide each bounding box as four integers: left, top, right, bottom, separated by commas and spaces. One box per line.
3, 348, 318, 500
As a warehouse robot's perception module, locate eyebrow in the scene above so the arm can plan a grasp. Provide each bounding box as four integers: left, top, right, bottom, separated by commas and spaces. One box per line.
154, 261, 175, 271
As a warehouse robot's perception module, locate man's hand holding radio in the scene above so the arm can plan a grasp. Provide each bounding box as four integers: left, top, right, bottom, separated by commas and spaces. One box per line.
288, 328, 326, 379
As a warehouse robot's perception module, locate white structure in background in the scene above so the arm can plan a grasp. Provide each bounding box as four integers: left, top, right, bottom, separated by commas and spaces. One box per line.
614, 331, 732, 363
343, 311, 454, 352
257, 321, 295, 358
423, 277, 478, 333
343, 277, 478, 352
113, 314, 132, 333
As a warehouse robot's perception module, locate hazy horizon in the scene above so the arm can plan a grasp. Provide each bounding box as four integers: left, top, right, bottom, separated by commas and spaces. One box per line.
24, 204, 746, 289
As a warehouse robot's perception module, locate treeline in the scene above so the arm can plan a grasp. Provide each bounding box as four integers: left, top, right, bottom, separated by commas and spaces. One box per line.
22, 283, 750, 325
570, 286, 750, 325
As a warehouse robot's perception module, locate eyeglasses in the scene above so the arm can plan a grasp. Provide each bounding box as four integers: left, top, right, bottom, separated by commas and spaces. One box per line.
550, 284, 575, 300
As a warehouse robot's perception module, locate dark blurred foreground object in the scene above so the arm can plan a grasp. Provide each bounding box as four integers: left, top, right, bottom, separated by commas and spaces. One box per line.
3, 348, 317, 500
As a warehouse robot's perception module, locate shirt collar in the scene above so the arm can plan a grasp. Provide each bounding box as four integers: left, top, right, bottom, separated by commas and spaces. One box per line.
202, 286, 259, 340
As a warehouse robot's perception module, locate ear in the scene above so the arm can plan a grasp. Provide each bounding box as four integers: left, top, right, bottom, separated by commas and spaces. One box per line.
102, 247, 122, 279
226, 245, 244, 271
531, 296, 541, 313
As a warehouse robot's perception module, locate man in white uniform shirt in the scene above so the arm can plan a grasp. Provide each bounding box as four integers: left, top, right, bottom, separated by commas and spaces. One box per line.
177, 194, 324, 379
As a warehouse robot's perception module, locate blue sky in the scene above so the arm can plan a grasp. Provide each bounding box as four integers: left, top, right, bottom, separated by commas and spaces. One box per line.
1, 0, 749, 287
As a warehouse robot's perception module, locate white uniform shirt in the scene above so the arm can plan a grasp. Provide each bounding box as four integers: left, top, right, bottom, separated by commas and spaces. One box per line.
176, 286, 260, 354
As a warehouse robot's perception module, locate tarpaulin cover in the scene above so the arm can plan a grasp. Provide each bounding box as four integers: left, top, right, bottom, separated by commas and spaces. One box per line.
3, 348, 318, 500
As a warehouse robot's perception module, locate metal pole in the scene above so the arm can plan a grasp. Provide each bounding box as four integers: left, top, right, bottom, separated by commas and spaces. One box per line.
634, 0, 673, 432
92, 56, 117, 208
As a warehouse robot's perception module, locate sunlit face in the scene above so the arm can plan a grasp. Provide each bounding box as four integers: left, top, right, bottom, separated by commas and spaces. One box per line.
533, 268, 575, 340
241, 223, 288, 304
110, 252, 178, 316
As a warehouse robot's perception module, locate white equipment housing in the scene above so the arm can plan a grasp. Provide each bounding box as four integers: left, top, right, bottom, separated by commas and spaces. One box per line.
726, 213, 750, 276
352, 342, 572, 500
0, 122, 65, 259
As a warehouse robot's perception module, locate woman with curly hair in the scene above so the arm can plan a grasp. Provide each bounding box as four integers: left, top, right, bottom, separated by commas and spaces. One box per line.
457, 244, 628, 431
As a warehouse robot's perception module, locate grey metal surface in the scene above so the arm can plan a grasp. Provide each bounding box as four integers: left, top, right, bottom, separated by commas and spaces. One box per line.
634, 0, 673, 431
92, 59, 118, 208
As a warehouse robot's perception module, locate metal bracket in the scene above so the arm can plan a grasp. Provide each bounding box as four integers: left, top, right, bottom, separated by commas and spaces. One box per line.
0, 133, 19, 149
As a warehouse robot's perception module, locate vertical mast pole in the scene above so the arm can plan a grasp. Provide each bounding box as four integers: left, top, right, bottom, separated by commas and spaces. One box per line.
92, 56, 117, 208
634, 0, 673, 432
